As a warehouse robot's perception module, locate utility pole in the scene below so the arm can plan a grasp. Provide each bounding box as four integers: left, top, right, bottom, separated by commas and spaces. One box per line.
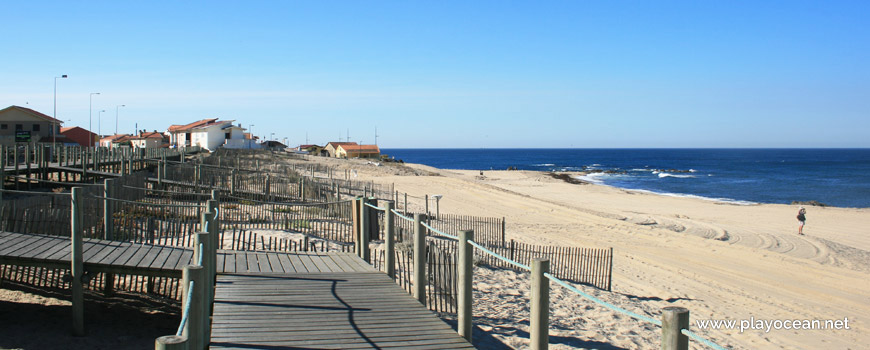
346, 129, 350, 143
375, 127, 379, 146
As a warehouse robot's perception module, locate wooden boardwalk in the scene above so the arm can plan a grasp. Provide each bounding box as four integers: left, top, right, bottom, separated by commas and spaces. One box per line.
0, 231, 193, 277
211, 272, 475, 349
0, 231, 475, 349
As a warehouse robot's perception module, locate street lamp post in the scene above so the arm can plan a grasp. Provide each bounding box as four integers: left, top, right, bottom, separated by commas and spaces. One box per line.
249, 124, 255, 149
89, 92, 100, 147
115, 105, 125, 135
53, 75, 68, 153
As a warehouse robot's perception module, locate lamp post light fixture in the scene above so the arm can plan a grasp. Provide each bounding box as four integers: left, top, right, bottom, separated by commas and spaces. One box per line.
248, 124, 255, 149
115, 105, 125, 135
53, 74, 68, 152
89, 92, 100, 147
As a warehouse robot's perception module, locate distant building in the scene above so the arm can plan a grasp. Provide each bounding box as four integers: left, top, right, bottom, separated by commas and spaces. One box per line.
324, 142, 358, 158
130, 131, 168, 149
0, 105, 64, 146
336, 144, 381, 159
61, 127, 100, 147
261, 140, 287, 151
297, 144, 326, 156
100, 134, 132, 148
166, 119, 246, 151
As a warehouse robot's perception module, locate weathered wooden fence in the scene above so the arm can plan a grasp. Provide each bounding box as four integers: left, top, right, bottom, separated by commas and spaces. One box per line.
480, 240, 613, 291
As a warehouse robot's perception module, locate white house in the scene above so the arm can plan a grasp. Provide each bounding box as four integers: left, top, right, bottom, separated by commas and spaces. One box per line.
166, 119, 246, 151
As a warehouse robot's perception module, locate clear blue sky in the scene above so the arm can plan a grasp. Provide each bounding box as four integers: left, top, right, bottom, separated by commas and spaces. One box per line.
1, 1, 867, 148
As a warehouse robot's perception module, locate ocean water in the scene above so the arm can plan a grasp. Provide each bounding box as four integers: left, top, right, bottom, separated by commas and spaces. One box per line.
381, 149, 870, 208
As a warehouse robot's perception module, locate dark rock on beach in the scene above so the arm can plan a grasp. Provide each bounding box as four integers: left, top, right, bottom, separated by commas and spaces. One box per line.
791, 200, 828, 207
547, 172, 590, 185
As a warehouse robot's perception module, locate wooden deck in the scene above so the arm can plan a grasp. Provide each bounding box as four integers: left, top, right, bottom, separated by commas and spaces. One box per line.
0, 231, 475, 349
0, 231, 193, 277
211, 273, 475, 349
0, 231, 369, 277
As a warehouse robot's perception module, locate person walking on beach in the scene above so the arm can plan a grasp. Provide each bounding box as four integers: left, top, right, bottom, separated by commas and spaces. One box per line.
796, 207, 807, 235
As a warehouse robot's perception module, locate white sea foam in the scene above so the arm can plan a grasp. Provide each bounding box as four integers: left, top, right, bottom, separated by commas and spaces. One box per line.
631, 168, 654, 172
572, 173, 607, 184
689, 169, 697, 173
535, 163, 556, 166
658, 173, 696, 179
627, 189, 757, 205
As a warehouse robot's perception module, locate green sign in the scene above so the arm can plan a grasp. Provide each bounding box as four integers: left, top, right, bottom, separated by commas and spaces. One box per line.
15, 131, 31, 143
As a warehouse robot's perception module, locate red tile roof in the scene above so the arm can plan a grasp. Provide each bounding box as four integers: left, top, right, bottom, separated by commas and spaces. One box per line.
134, 131, 165, 139
167, 118, 218, 132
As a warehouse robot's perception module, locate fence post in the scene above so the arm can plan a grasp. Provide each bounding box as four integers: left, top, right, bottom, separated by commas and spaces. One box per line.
531, 258, 550, 350
413, 213, 427, 305
103, 178, 116, 296
182, 265, 205, 350
424, 194, 429, 215
608, 247, 614, 292
0, 166, 4, 207
155, 336, 187, 350
230, 169, 237, 195
103, 178, 115, 240
384, 202, 396, 279
360, 197, 370, 262
501, 217, 506, 244
661, 307, 689, 350
458, 230, 474, 342
70, 187, 85, 336
158, 161, 164, 185
264, 174, 271, 199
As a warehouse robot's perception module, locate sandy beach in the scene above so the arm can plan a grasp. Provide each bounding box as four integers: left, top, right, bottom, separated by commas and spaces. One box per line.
299, 155, 870, 349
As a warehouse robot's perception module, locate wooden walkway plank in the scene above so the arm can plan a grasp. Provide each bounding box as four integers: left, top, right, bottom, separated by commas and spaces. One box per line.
6, 235, 55, 258
105, 244, 142, 266
234, 251, 247, 273
210, 271, 473, 349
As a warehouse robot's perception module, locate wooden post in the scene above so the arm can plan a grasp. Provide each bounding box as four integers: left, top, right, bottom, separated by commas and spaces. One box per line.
360, 197, 370, 262
351, 197, 361, 255
71, 187, 85, 336
502, 217, 506, 244
458, 229, 474, 342
413, 213, 427, 305
531, 258, 550, 350
158, 161, 164, 185
661, 307, 689, 350
182, 265, 205, 350
608, 247, 614, 292
103, 178, 116, 296
155, 336, 187, 350
0, 166, 4, 207
384, 202, 396, 279
103, 179, 115, 240
230, 169, 236, 195
424, 194, 429, 215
